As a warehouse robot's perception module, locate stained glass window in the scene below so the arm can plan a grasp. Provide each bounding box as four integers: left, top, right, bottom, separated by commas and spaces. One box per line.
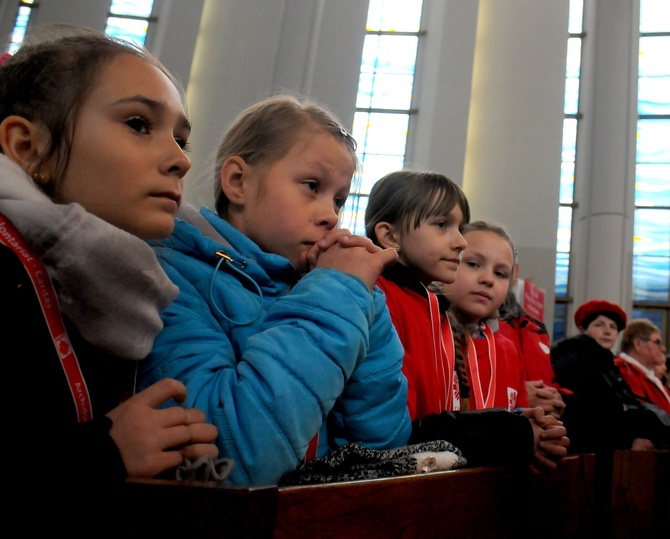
633, 0, 670, 323
6, 1, 156, 51
6, 1, 35, 53
105, 0, 155, 46
341, 0, 424, 235
553, 0, 583, 340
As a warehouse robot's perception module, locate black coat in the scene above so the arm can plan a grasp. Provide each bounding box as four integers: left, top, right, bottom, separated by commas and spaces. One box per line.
3, 243, 136, 484
551, 334, 669, 453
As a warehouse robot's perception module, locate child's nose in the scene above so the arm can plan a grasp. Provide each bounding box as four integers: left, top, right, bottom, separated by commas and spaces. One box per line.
480, 271, 494, 285
315, 201, 339, 229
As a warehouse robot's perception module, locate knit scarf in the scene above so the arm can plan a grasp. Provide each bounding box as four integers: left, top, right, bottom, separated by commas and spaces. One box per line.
0, 154, 178, 359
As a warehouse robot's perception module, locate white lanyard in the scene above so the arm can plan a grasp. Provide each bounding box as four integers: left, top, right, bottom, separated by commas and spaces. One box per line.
466, 323, 497, 410
426, 287, 460, 411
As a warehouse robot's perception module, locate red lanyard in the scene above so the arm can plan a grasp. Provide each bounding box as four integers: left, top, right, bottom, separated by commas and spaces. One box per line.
466, 323, 497, 410
0, 212, 92, 422
426, 288, 460, 411
304, 432, 319, 463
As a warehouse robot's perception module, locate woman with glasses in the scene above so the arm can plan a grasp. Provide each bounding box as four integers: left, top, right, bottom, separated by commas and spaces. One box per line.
615, 319, 670, 415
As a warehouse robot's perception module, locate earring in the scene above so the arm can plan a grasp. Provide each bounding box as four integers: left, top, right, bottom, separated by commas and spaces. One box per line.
393, 244, 401, 252
32, 170, 47, 185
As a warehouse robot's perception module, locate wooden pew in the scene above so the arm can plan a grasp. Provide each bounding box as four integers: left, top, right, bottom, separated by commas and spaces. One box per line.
115, 478, 279, 537
610, 449, 669, 539
104, 451, 668, 538
273, 454, 596, 539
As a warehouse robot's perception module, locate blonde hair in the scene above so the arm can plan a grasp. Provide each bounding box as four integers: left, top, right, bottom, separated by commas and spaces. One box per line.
462, 220, 517, 272
213, 94, 358, 217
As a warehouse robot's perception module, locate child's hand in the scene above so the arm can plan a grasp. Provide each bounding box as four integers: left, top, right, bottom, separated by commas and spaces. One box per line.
525, 380, 566, 419
302, 229, 397, 288
303, 229, 383, 269
631, 437, 655, 451
318, 229, 383, 253
305, 229, 397, 289
520, 407, 570, 474
106, 378, 218, 478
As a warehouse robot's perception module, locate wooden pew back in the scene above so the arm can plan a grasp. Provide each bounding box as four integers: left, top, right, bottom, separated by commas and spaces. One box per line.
108, 451, 668, 538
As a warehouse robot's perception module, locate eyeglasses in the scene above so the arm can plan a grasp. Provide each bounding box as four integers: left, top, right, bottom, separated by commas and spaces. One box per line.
644, 338, 663, 347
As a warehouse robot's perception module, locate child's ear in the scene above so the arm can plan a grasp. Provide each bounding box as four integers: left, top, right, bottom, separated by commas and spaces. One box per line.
219, 156, 247, 205
0, 115, 48, 175
374, 221, 399, 250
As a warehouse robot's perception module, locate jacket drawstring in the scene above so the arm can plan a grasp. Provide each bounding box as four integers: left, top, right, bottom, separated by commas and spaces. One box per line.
209, 249, 263, 326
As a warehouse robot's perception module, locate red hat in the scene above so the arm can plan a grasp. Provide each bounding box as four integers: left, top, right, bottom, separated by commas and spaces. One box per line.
574, 299, 627, 331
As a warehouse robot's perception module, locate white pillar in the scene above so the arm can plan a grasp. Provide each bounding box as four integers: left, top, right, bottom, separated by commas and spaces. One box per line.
183, 0, 368, 209
461, 0, 569, 333
568, 0, 638, 331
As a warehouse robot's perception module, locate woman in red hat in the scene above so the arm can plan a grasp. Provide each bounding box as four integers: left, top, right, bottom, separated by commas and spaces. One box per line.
550, 300, 669, 453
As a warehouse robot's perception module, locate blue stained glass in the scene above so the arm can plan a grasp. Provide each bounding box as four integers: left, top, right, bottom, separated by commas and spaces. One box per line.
8, 6, 32, 53
640, 0, 670, 33
358, 35, 418, 109
357, 154, 406, 195
366, 0, 423, 32
110, 0, 154, 17
634, 209, 670, 257
340, 195, 368, 236
564, 77, 580, 115
352, 112, 409, 157
568, 0, 584, 34
636, 164, 670, 207
556, 206, 573, 253
353, 1, 423, 237
638, 36, 670, 77
637, 120, 670, 163
562, 118, 577, 162
636, 1, 670, 316
360, 35, 419, 76
553, 302, 568, 342
560, 162, 575, 204
632, 308, 665, 332
565, 38, 582, 78
633, 255, 670, 302
105, 17, 149, 46
357, 72, 416, 110
638, 77, 670, 115
554, 252, 570, 298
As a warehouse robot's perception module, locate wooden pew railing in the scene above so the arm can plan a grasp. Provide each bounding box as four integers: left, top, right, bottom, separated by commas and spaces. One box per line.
114, 450, 668, 538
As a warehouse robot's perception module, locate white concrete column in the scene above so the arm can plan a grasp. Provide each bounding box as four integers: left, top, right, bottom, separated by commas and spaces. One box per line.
568, 0, 638, 330
407, 0, 479, 184
183, 0, 368, 208
29, 0, 109, 30
460, 0, 569, 332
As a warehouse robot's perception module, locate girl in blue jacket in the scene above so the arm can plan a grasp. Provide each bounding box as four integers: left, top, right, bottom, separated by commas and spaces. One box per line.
139, 95, 412, 485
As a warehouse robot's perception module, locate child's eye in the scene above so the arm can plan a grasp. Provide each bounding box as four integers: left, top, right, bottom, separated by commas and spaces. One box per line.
495, 271, 509, 279
435, 221, 447, 229
176, 138, 190, 151
334, 196, 346, 211
125, 116, 151, 134
466, 261, 479, 268
303, 180, 318, 193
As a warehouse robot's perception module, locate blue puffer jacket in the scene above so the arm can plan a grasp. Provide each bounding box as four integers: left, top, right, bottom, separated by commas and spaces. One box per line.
139, 206, 411, 486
